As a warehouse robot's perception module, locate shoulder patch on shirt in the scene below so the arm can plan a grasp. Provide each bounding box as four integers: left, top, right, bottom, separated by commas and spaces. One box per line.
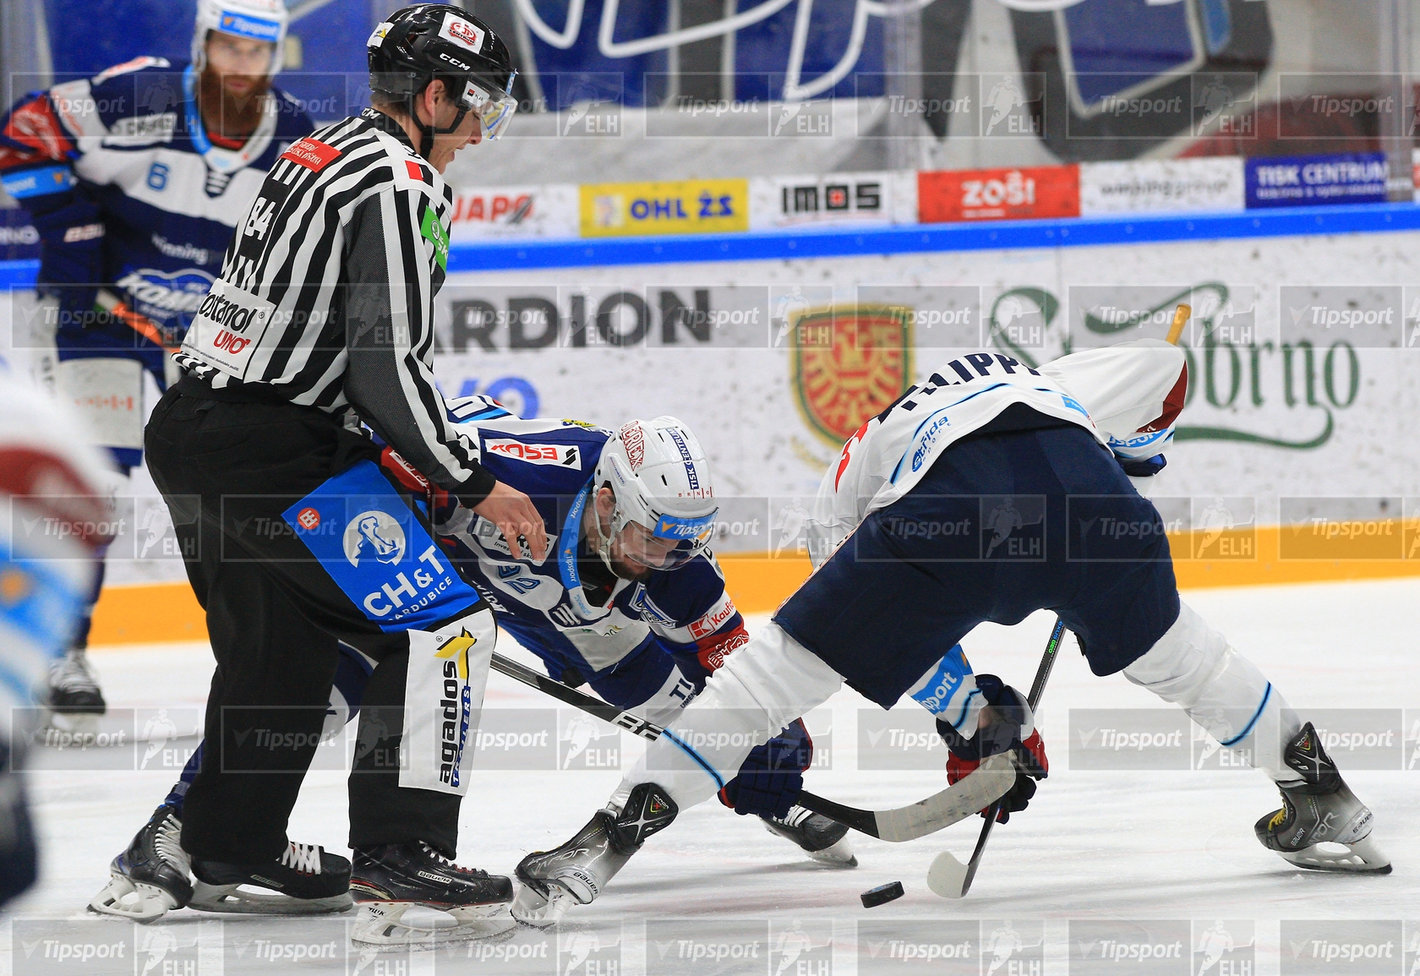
279, 137, 340, 171
93, 56, 168, 85
420, 207, 449, 271
406, 159, 426, 182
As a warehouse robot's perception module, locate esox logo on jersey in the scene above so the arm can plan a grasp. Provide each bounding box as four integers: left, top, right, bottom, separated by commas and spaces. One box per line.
284, 462, 481, 633
790, 304, 913, 448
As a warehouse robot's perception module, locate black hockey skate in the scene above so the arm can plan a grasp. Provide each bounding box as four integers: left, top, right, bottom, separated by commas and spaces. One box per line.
762, 805, 857, 866
512, 782, 677, 927
190, 842, 353, 915
1255, 722, 1391, 873
46, 649, 105, 732
88, 805, 192, 923
349, 841, 514, 945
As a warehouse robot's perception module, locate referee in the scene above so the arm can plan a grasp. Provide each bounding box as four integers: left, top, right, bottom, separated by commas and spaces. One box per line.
143, 4, 544, 936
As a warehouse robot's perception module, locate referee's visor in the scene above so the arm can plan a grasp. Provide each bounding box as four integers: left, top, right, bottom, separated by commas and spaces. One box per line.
460, 74, 518, 140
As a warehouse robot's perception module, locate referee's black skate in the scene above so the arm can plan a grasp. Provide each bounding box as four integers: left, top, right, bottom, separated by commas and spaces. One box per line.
349, 841, 514, 945
512, 782, 677, 927
88, 805, 192, 923
1255, 722, 1391, 873
189, 842, 353, 914
761, 805, 857, 866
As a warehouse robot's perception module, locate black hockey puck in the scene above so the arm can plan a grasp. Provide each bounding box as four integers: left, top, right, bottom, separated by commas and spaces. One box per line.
860, 881, 905, 908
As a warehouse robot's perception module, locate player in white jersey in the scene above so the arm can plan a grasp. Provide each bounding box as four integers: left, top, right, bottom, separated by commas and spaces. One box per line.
0, 371, 110, 905
0, 0, 311, 725
512, 339, 1390, 925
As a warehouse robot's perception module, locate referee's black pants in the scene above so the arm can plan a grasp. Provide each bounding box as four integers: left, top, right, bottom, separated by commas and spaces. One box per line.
145, 383, 473, 864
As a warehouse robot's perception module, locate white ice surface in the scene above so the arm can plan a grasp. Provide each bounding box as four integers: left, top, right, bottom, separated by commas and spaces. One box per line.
4, 579, 1417, 975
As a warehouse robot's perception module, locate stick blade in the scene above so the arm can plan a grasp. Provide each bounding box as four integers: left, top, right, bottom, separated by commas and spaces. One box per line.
869, 752, 1017, 842
926, 850, 970, 899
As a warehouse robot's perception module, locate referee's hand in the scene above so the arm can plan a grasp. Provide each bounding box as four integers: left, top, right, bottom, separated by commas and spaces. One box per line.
472, 481, 548, 561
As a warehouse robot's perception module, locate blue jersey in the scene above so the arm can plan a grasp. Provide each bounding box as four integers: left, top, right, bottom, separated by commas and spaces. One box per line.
0, 57, 312, 338
383, 396, 749, 716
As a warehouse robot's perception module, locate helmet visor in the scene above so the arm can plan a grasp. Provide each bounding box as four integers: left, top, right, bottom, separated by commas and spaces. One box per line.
462, 76, 518, 140
615, 508, 717, 571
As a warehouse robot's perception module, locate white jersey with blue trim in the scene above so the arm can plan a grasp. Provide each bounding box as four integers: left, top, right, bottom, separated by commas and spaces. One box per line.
430, 397, 748, 683
0, 57, 311, 336
809, 339, 1188, 564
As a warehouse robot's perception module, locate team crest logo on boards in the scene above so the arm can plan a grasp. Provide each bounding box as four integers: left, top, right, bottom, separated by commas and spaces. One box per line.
789, 304, 912, 448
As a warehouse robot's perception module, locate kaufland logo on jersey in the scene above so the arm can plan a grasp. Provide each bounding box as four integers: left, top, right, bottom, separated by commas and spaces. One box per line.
218, 10, 283, 43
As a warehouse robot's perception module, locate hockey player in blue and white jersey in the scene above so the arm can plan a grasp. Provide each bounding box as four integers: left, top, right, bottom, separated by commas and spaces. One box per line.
0, 0, 313, 723
90, 403, 852, 935
513, 338, 1390, 925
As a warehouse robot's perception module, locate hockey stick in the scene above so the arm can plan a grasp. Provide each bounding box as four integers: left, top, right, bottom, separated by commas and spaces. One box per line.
926, 303, 1193, 896
97, 288, 181, 354
489, 651, 1016, 842
927, 616, 1067, 898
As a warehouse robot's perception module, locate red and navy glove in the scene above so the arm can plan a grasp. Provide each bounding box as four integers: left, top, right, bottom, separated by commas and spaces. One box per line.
936, 674, 1048, 824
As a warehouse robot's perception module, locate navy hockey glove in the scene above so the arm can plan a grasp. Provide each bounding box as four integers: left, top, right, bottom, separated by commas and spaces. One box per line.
937, 674, 1047, 824
24, 186, 106, 325
718, 718, 812, 819
1116, 453, 1166, 478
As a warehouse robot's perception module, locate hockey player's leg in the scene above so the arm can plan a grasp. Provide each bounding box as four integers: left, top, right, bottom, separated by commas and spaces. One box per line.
513, 622, 844, 925
347, 604, 516, 945
1122, 602, 1389, 872
596, 647, 855, 866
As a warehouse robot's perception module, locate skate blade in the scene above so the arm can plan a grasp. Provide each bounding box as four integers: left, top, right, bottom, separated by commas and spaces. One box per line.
1280, 834, 1393, 874
351, 901, 516, 946
803, 837, 859, 868
87, 874, 182, 924
189, 881, 354, 915
510, 881, 578, 928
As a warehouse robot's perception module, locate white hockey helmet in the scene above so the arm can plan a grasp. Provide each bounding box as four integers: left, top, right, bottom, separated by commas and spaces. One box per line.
192, 0, 289, 76
592, 417, 718, 571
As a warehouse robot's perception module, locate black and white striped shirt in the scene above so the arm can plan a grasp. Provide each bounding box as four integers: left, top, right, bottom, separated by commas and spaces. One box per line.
175, 108, 493, 499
